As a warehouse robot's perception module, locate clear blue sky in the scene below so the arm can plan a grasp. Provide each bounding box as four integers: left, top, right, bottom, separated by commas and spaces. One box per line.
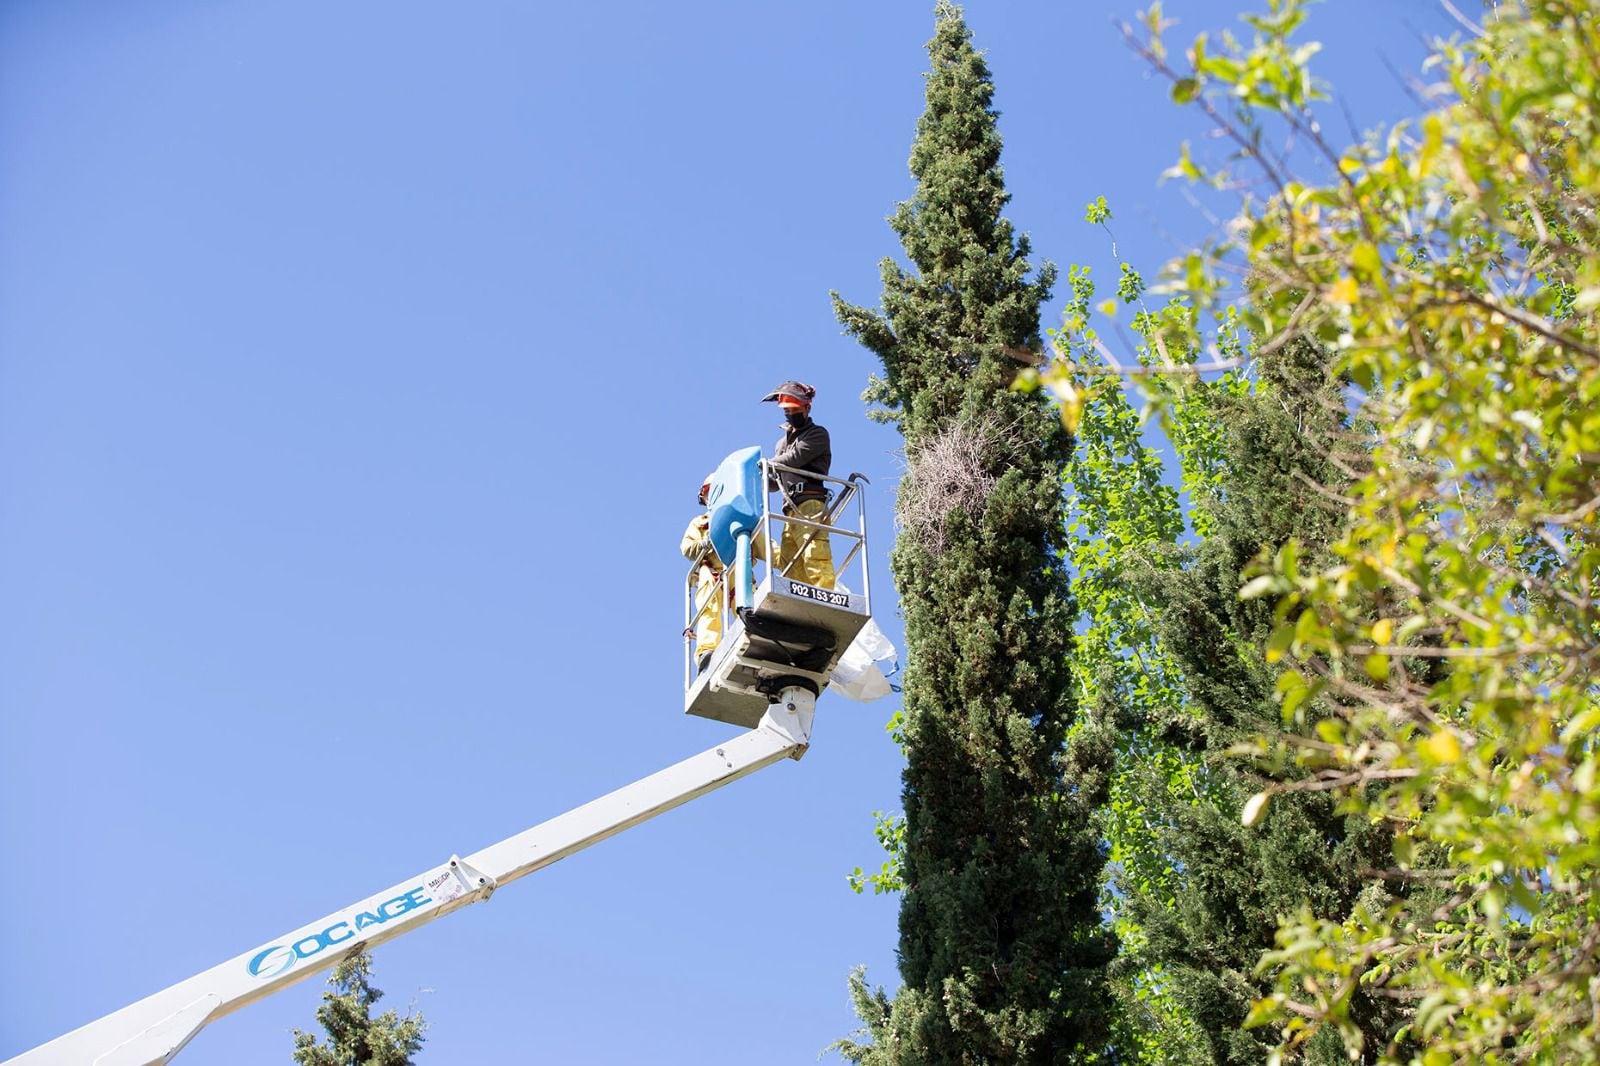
1, 3, 1456, 1062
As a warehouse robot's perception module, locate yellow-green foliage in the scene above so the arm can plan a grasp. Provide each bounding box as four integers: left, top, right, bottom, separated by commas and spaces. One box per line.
1047, 2, 1600, 1061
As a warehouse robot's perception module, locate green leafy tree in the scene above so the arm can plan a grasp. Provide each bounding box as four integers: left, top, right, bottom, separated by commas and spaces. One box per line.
830, 3, 1114, 1061
1120, 341, 1402, 1066
1048, 207, 1415, 1064
1046, 259, 1207, 1064
292, 951, 426, 1066
1040, 1, 1600, 1060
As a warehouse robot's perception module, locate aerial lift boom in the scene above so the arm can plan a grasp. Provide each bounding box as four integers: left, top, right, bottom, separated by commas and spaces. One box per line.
6, 691, 816, 1066
7, 448, 876, 1066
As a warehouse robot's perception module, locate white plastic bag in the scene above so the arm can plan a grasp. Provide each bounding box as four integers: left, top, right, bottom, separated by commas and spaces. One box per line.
828, 604, 899, 702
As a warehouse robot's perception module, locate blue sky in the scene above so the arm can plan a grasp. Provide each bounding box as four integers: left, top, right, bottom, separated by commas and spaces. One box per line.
1, 2, 1457, 1062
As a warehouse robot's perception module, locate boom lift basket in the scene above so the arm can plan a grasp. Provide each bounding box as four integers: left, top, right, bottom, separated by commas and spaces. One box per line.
684, 453, 871, 728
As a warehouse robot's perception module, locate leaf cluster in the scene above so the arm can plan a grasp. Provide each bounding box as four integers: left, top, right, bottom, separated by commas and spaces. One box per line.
292, 951, 426, 1066
1090, 2, 1600, 1061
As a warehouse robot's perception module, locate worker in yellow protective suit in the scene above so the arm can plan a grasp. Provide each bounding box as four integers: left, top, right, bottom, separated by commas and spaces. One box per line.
680, 473, 724, 674
757, 380, 836, 589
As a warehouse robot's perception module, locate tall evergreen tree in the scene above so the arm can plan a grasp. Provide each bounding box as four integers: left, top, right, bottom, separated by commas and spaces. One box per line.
1113, 340, 1409, 1064
830, 4, 1113, 1061
1055, 272, 1442, 1061
291, 951, 426, 1066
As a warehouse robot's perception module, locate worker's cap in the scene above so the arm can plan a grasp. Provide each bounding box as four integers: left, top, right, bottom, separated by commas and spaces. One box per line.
699, 472, 715, 502
761, 380, 816, 409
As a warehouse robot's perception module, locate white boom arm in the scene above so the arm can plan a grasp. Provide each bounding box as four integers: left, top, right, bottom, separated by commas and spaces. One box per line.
7, 690, 816, 1066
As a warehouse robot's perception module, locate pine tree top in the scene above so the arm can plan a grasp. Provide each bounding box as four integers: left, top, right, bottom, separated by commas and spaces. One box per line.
901, 3, 1008, 265
833, 2, 1054, 440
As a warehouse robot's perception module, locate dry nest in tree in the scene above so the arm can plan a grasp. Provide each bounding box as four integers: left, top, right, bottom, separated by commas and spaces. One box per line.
896, 415, 1023, 558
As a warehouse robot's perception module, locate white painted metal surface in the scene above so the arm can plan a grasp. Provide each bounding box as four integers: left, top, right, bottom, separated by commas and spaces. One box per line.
686, 571, 871, 728
5, 692, 816, 1066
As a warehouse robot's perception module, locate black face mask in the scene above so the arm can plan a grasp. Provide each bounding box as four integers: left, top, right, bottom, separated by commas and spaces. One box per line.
784, 408, 809, 428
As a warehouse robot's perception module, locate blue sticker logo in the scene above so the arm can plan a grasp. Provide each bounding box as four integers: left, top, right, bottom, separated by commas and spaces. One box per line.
246, 945, 296, 979
245, 887, 432, 979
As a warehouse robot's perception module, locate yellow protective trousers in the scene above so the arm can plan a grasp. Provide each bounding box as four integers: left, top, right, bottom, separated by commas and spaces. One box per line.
758, 497, 835, 590
690, 566, 724, 658
681, 514, 724, 658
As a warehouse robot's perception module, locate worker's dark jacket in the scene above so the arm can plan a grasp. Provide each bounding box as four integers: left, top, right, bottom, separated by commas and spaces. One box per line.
770, 418, 831, 507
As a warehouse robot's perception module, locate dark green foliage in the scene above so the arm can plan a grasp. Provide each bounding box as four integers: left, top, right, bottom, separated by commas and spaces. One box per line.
830, 4, 1113, 1061
291, 951, 426, 1066
1108, 340, 1421, 1064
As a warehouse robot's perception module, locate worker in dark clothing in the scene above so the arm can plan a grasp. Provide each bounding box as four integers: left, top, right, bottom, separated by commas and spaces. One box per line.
759, 380, 836, 589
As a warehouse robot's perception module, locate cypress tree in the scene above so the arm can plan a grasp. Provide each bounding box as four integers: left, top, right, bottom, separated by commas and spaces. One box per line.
831, 4, 1113, 1060
1108, 339, 1429, 1063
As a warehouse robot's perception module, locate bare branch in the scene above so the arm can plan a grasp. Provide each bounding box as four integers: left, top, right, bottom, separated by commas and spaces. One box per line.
1538, 493, 1600, 527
